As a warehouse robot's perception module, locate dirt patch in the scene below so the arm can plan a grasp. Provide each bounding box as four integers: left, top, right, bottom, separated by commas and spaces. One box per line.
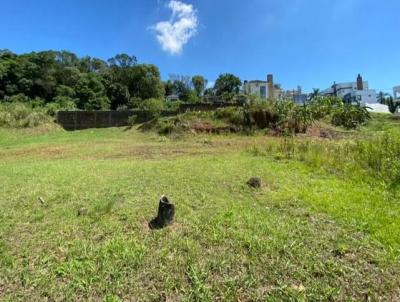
0, 145, 66, 160
140, 220, 182, 233
190, 122, 214, 133
306, 125, 344, 139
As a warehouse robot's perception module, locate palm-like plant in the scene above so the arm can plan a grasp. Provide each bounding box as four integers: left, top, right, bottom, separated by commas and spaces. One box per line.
387, 97, 399, 114
377, 91, 390, 104
309, 88, 320, 101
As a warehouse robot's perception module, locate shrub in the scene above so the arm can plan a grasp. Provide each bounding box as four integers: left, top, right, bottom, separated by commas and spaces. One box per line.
139, 115, 184, 135
256, 101, 314, 134
214, 107, 246, 126
5, 93, 30, 103
45, 96, 77, 116
250, 108, 279, 130
127, 98, 167, 125
116, 104, 129, 111
331, 103, 370, 129
166, 100, 184, 112
285, 103, 314, 133
308, 96, 343, 120
0, 102, 50, 128
136, 98, 166, 118
84, 96, 110, 111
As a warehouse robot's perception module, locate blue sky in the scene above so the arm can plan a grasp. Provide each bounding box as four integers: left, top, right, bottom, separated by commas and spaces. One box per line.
1, 0, 399, 93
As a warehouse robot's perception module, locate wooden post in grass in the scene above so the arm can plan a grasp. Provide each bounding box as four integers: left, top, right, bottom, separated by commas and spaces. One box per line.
149, 196, 175, 230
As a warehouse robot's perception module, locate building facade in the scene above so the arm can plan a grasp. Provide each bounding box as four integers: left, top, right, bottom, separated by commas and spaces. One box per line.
393, 86, 400, 99
243, 74, 284, 100
243, 80, 268, 99
281, 86, 309, 104
322, 74, 377, 105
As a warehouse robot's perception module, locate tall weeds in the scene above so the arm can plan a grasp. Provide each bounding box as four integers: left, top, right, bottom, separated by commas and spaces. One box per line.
250, 132, 400, 192
0, 102, 50, 128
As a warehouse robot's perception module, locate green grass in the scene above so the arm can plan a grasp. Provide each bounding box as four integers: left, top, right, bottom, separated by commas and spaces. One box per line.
1, 117, 400, 301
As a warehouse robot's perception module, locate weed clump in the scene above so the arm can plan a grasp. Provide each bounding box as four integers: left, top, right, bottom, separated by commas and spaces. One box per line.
0, 102, 51, 128
138, 96, 372, 136
250, 131, 400, 193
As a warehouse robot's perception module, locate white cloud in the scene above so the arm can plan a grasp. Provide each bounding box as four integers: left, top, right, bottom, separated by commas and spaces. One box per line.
152, 1, 198, 55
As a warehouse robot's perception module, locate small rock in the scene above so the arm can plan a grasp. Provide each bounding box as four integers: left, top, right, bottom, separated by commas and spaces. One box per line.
247, 177, 262, 188
291, 284, 306, 292
77, 208, 89, 216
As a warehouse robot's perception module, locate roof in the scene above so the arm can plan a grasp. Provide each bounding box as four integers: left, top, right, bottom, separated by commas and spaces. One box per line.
245, 80, 267, 84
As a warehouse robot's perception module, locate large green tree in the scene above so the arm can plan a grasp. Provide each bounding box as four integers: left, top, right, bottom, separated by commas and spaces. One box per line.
125, 64, 164, 100
107, 54, 137, 68
0, 49, 166, 110
75, 73, 110, 110
214, 73, 242, 96
191, 75, 207, 97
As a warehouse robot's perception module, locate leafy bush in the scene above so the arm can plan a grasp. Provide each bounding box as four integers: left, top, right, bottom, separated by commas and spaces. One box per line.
153, 116, 183, 135
331, 103, 370, 129
45, 96, 77, 116
249, 108, 279, 130
127, 98, 168, 125
0, 102, 50, 128
5, 93, 31, 103
139, 111, 231, 135
83, 96, 110, 111
308, 96, 343, 120
214, 107, 246, 126
249, 101, 314, 134
136, 98, 166, 117
139, 115, 184, 135
137, 96, 373, 135
166, 100, 184, 111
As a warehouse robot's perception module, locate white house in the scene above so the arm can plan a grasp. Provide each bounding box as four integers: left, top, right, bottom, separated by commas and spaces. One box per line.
394, 86, 400, 100
165, 94, 180, 102
322, 74, 377, 105
243, 74, 283, 100
243, 80, 268, 99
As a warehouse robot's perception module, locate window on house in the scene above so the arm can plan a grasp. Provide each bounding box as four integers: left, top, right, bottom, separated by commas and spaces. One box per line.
260, 86, 267, 99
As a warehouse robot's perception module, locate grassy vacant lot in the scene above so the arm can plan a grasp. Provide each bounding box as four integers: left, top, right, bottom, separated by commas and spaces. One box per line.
0, 115, 400, 301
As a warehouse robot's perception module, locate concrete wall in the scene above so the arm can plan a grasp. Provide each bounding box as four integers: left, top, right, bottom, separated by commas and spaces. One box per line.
57, 111, 138, 130
57, 104, 242, 130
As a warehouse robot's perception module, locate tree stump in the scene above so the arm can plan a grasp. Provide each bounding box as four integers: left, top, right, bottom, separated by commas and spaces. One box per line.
247, 177, 262, 188
149, 196, 175, 230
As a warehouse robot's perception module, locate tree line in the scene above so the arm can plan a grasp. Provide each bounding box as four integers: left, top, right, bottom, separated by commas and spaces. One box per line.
0, 49, 243, 110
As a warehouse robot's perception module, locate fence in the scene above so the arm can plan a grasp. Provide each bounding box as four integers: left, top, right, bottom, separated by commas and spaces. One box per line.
57, 103, 242, 131
57, 111, 135, 130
